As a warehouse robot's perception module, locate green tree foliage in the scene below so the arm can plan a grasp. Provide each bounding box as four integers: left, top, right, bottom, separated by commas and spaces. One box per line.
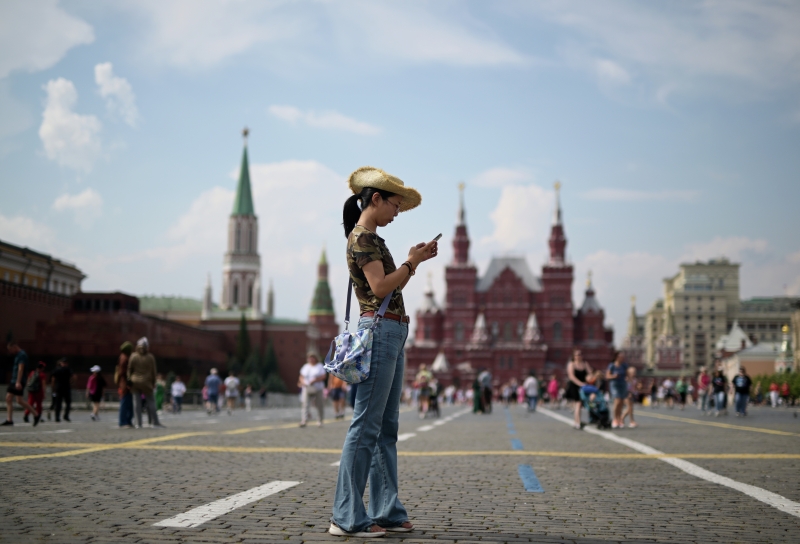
752, 371, 800, 399
262, 339, 287, 392
187, 367, 200, 389
236, 314, 251, 363
263, 372, 287, 393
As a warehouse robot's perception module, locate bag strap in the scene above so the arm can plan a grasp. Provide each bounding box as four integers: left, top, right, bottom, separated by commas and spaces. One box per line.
343, 278, 393, 329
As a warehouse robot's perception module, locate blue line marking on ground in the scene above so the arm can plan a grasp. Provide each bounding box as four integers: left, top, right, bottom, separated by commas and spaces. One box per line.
511, 439, 523, 450
518, 464, 544, 492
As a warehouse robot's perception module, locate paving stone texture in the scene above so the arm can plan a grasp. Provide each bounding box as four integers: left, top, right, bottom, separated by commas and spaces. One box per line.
1, 402, 799, 543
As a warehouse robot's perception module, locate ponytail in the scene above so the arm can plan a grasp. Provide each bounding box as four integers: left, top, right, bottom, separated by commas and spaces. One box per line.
342, 187, 397, 238
343, 194, 362, 238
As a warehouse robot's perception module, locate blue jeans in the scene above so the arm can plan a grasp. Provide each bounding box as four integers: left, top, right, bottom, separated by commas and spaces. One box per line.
609, 381, 628, 400
527, 395, 538, 411
118, 391, 133, 426
332, 317, 409, 533
700, 391, 709, 411
734, 393, 748, 414
715, 392, 726, 412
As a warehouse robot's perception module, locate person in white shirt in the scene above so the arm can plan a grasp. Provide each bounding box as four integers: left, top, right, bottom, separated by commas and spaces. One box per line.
298, 352, 326, 427
523, 371, 539, 412
224, 373, 240, 415
171, 375, 187, 414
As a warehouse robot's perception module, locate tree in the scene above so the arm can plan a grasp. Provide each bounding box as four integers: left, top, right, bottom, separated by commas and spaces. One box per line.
187, 367, 200, 389
235, 313, 251, 363
261, 339, 287, 392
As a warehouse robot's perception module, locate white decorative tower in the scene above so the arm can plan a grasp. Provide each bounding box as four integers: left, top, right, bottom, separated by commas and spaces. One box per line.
220, 128, 261, 312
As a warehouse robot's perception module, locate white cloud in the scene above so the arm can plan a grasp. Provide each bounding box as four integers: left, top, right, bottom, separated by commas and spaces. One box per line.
0, 214, 56, 249
94, 62, 139, 127
528, 1, 800, 99
119, 0, 527, 68
482, 183, 554, 252
581, 188, 699, 202
38, 78, 102, 172
469, 167, 532, 188
594, 58, 630, 86
268, 105, 381, 135
52, 188, 104, 228
0, 0, 94, 78
680, 236, 768, 263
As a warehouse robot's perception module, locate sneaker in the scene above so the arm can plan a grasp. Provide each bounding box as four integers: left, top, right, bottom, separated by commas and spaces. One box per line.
385, 523, 414, 533
1, 420, 13, 426
329, 523, 385, 538
33, 413, 41, 427
91, 414, 96, 421
23, 414, 29, 423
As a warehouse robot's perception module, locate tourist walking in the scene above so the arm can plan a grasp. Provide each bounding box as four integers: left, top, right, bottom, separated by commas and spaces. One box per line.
663, 377, 675, 409
712, 370, 728, 416
51, 358, 73, 422
780, 382, 791, 407
127, 337, 163, 428
299, 352, 326, 427
621, 366, 638, 428
244, 385, 252, 411
733, 367, 752, 416
697, 367, 711, 413
116, 342, 134, 427
171, 375, 186, 414
606, 351, 628, 429
478, 369, 493, 414
649, 378, 659, 408
23, 361, 47, 424
769, 381, 779, 407
205, 369, 221, 414
471, 377, 483, 413
523, 371, 539, 412
415, 364, 433, 418
328, 374, 347, 419
4, 341, 40, 426
676, 377, 688, 410
565, 348, 592, 429
547, 375, 559, 407
329, 166, 436, 537
224, 372, 240, 415
87, 365, 106, 421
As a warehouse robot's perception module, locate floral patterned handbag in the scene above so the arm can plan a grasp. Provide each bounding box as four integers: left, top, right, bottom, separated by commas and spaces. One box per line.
323, 280, 391, 384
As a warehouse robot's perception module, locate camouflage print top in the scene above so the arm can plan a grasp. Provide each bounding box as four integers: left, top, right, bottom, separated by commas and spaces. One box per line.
346, 225, 405, 316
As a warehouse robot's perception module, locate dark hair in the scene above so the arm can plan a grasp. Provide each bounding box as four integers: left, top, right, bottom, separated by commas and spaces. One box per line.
343, 187, 397, 238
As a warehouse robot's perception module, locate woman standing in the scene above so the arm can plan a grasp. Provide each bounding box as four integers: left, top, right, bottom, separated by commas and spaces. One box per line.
606, 351, 628, 429
565, 348, 592, 429
621, 366, 638, 428
330, 167, 437, 538
87, 365, 106, 421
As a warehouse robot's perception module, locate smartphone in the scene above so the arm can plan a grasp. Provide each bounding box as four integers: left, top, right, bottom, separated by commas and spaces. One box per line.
432, 233, 442, 242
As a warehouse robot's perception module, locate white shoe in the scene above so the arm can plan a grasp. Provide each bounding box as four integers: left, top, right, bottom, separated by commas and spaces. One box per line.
329, 523, 385, 538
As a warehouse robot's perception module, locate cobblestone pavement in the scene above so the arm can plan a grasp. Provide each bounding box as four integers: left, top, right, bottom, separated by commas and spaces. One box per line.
1, 402, 799, 543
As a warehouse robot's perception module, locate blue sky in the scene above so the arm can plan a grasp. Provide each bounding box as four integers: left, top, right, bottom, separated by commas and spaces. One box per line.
1, 0, 799, 340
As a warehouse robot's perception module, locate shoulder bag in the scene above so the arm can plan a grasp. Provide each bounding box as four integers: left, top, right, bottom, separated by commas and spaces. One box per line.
323, 280, 391, 384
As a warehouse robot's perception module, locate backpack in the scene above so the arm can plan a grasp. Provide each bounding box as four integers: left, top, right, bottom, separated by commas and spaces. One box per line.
27, 371, 41, 393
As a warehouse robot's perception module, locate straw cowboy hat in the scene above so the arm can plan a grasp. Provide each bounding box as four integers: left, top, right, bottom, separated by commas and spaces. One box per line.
348, 166, 422, 212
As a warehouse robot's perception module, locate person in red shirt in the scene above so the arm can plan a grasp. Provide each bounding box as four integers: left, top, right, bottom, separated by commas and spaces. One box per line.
23, 362, 48, 423
769, 382, 780, 407
779, 382, 791, 407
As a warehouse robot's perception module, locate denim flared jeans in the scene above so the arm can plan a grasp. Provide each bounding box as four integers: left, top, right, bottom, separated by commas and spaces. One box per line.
331, 317, 409, 533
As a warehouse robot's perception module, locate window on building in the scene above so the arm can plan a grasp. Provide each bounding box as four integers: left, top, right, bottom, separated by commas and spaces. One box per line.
455, 321, 464, 341
23, 276, 28, 286
710, 296, 715, 301
424, 325, 431, 339
508, 356, 514, 369
769, 323, 778, 330
233, 282, 239, 306
553, 322, 563, 340
499, 357, 504, 368
491, 322, 499, 337
3, 272, 8, 281
249, 225, 254, 252
248, 282, 253, 306
504, 322, 512, 341
587, 326, 594, 340
758, 323, 766, 330
235, 224, 241, 251
517, 321, 524, 338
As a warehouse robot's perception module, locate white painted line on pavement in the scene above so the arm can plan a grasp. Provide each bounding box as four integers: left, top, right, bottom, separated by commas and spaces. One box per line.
330, 460, 340, 466
0, 429, 73, 435
538, 408, 800, 519
397, 433, 416, 441
417, 425, 434, 431
154, 480, 301, 528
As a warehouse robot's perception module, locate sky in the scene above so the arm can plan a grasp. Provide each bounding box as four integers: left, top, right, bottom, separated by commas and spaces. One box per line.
1, 0, 799, 342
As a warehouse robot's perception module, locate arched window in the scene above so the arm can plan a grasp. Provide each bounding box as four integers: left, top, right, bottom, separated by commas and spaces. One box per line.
455, 321, 464, 341
233, 282, 239, 306
424, 325, 432, 339
503, 322, 512, 341
587, 325, 594, 340
491, 321, 499, 337
235, 223, 241, 251
249, 225, 254, 252
553, 321, 563, 340
248, 282, 253, 306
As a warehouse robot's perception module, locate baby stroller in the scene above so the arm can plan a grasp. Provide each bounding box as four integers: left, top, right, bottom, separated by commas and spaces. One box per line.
579, 385, 611, 429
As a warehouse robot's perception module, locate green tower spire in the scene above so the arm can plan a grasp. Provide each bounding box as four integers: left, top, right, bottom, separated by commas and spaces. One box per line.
232, 128, 255, 216
310, 248, 334, 316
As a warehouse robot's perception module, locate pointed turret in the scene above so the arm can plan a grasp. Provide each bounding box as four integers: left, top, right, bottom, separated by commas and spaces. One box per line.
420, 272, 440, 313
548, 181, 567, 265
452, 183, 470, 265
523, 312, 542, 344
431, 351, 450, 372
232, 129, 255, 216
470, 312, 489, 345
579, 271, 603, 313
627, 296, 639, 338
310, 248, 334, 317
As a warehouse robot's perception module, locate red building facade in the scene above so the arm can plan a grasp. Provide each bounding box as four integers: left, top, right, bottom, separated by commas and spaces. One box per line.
406, 184, 614, 386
